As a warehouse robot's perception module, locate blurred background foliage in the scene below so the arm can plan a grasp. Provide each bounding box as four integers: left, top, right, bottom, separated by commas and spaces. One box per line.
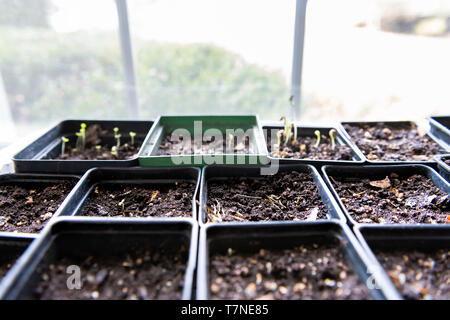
0, 0, 52, 29
0, 0, 289, 126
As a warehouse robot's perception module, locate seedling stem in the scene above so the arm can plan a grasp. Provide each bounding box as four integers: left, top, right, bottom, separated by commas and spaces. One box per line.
61, 137, 69, 155
276, 130, 282, 150
118, 199, 125, 212
80, 123, 86, 150
228, 133, 234, 150
289, 96, 297, 143
111, 146, 118, 157
75, 132, 83, 151
129, 131, 136, 146
329, 129, 337, 150
113, 127, 121, 148
314, 130, 321, 148
280, 116, 292, 145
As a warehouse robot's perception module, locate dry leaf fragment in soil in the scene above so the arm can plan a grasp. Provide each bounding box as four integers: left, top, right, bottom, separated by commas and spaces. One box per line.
369, 176, 391, 189
150, 190, 160, 202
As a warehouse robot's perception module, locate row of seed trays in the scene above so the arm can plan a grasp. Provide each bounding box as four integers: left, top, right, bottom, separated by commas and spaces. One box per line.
0, 115, 449, 300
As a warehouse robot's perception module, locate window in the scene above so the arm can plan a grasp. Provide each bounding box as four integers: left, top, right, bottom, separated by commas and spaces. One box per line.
128, 0, 295, 119
1, 0, 449, 150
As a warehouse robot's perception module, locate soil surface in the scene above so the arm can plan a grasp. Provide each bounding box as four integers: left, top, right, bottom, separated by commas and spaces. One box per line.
80, 182, 194, 218
343, 122, 444, 161
210, 243, 371, 300
0, 252, 22, 280
267, 130, 353, 160
330, 173, 449, 224
156, 133, 253, 155
0, 180, 77, 233
48, 124, 142, 160
32, 246, 187, 300
374, 248, 449, 300
206, 171, 328, 223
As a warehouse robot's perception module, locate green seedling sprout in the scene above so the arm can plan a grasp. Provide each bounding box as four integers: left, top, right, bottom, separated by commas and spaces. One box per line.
111, 146, 118, 157
276, 130, 282, 149
289, 95, 297, 143
280, 116, 292, 145
80, 123, 87, 147
129, 131, 136, 146
75, 132, 83, 151
61, 137, 69, 155
74, 123, 87, 152
228, 133, 234, 150
118, 199, 125, 212
329, 129, 337, 150
115, 133, 121, 148
113, 127, 121, 148
314, 130, 321, 148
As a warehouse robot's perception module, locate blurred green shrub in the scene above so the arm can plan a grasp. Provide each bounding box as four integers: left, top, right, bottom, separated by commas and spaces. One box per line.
0, 28, 289, 123
0, 0, 52, 28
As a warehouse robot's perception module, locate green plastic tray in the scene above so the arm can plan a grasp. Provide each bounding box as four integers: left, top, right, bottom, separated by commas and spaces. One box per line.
138, 115, 268, 167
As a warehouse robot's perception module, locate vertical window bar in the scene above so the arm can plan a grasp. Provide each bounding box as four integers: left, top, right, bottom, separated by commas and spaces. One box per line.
115, 0, 139, 119
290, 0, 307, 121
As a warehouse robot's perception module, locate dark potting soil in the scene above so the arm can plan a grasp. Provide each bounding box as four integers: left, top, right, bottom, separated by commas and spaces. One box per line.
58, 143, 141, 161
343, 122, 444, 161
330, 173, 449, 224
209, 243, 371, 300
374, 248, 449, 300
0, 252, 22, 280
0, 180, 77, 233
48, 124, 142, 160
206, 171, 328, 223
80, 182, 195, 218
156, 133, 253, 155
267, 131, 353, 160
32, 246, 187, 300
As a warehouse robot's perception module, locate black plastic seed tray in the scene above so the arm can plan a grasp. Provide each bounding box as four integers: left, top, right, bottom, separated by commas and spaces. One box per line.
56, 167, 201, 220
199, 164, 346, 225
0, 234, 35, 285
196, 221, 401, 300
0, 173, 80, 236
435, 154, 450, 182
339, 121, 449, 165
0, 217, 198, 300
353, 225, 450, 300
12, 120, 154, 174
428, 116, 450, 147
322, 164, 450, 227
262, 125, 365, 165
